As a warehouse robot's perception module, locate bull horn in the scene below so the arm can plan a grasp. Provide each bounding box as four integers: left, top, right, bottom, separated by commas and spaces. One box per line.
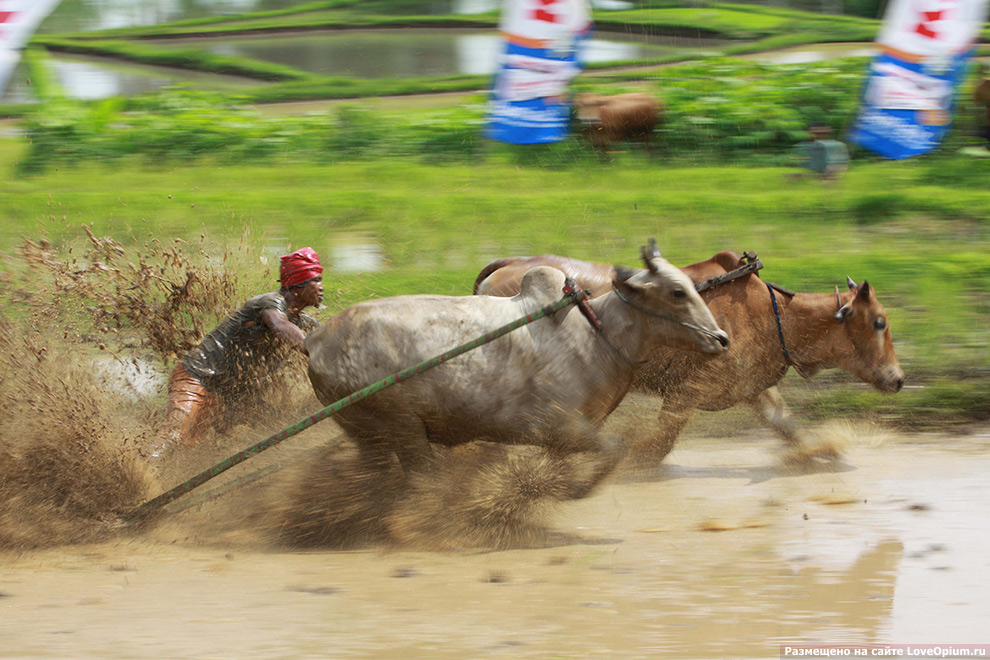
641, 245, 659, 274
648, 237, 661, 259
640, 238, 661, 274
846, 276, 857, 290
858, 280, 872, 301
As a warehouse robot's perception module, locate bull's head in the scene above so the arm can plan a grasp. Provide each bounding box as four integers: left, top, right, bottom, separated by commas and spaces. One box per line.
833, 277, 904, 392
611, 239, 729, 355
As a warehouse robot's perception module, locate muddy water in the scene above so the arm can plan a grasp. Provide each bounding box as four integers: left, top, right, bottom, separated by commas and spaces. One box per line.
2, 428, 987, 659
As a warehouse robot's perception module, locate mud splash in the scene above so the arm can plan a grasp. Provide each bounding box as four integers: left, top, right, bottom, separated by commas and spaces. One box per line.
0, 227, 314, 549
1, 227, 577, 553
0, 316, 154, 548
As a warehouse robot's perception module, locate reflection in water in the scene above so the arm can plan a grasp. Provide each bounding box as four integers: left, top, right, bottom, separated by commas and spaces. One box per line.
170, 31, 706, 80
330, 236, 384, 273
656, 540, 903, 652
0, 26, 738, 104
746, 43, 877, 65
0, 54, 260, 104
49, 59, 160, 100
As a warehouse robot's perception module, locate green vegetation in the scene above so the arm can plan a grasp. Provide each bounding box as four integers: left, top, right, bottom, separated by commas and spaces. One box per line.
12, 55, 990, 175
2, 139, 987, 347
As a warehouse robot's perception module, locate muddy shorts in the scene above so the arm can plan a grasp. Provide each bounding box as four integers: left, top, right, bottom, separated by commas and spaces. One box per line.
163, 363, 220, 447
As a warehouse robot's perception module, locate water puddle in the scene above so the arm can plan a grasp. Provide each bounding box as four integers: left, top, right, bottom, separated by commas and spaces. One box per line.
91, 355, 165, 400
157, 30, 706, 80
330, 233, 385, 273
0, 54, 259, 105
1, 29, 729, 104
744, 42, 877, 65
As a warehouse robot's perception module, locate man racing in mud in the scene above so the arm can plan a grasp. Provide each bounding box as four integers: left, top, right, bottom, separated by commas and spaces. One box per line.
151, 247, 324, 462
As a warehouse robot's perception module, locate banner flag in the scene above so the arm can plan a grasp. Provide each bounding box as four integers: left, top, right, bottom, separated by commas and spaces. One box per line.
486, 0, 592, 144
848, 0, 990, 159
0, 0, 63, 98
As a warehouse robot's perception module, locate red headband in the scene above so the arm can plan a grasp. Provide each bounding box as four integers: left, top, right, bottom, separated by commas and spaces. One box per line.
280, 247, 323, 288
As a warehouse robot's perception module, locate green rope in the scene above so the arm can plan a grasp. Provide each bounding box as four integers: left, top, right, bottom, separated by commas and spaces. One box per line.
128, 288, 584, 521
161, 432, 345, 516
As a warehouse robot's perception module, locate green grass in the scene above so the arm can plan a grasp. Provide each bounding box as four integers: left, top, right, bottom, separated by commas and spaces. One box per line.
1, 139, 987, 424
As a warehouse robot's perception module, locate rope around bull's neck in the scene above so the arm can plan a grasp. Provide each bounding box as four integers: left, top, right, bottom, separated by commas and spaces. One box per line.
767, 282, 820, 379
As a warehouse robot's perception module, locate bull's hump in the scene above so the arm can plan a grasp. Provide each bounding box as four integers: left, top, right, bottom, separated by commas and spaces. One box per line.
515, 266, 567, 307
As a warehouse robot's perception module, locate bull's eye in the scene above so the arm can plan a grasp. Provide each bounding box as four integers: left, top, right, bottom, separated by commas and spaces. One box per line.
672, 289, 687, 299
874, 318, 887, 331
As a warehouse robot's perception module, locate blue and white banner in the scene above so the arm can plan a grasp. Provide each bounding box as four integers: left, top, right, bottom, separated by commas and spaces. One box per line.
0, 0, 63, 97
849, 0, 989, 159
486, 0, 592, 144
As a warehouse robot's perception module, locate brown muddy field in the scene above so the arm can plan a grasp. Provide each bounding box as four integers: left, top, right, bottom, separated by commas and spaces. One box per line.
2, 412, 988, 659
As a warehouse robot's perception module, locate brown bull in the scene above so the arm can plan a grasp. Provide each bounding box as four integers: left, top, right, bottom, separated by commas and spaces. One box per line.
474, 251, 905, 464
575, 92, 664, 154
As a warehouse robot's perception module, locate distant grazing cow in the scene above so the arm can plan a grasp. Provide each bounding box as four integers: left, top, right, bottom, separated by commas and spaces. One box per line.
974, 78, 990, 106
975, 78, 990, 142
305, 241, 728, 501
575, 92, 664, 155
474, 251, 905, 464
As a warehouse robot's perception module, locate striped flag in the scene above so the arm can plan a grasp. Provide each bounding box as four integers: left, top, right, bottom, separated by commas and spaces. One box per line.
848, 0, 989, 159
486, 0, 592, 144
0, 0, 63, 97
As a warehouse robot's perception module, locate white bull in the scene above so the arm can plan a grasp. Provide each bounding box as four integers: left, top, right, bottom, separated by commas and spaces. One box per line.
305, 241, 729, 500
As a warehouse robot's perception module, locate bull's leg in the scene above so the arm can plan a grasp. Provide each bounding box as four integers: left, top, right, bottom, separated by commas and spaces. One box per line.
337, 410, 434, 477
623, 408, 694, 469
546, 417, 626, 500
747, 388, 842, 462
745, 387, 802, 447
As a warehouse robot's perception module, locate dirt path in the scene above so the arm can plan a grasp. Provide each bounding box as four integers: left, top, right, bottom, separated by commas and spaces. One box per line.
2, 426, 987, 659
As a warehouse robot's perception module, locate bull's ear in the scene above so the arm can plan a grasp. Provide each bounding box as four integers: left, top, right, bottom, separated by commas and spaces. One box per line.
857, 280, 872, 302
835, 304, 853, 323
613, 265, 636, 283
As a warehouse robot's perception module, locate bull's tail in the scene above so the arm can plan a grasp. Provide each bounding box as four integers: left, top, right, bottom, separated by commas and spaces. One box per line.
473, 258, 521, 294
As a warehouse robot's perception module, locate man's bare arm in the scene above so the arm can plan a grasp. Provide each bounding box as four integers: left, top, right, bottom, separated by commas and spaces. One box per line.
262, 309, 307, 349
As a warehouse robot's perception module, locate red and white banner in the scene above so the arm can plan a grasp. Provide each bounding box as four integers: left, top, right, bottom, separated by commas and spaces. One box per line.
849, 0, 989, 158
486, 0, 592, 144
1, 0, 63, 97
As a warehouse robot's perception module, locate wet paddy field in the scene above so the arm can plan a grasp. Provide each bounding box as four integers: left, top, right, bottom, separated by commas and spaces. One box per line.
2, 423, 987, 659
